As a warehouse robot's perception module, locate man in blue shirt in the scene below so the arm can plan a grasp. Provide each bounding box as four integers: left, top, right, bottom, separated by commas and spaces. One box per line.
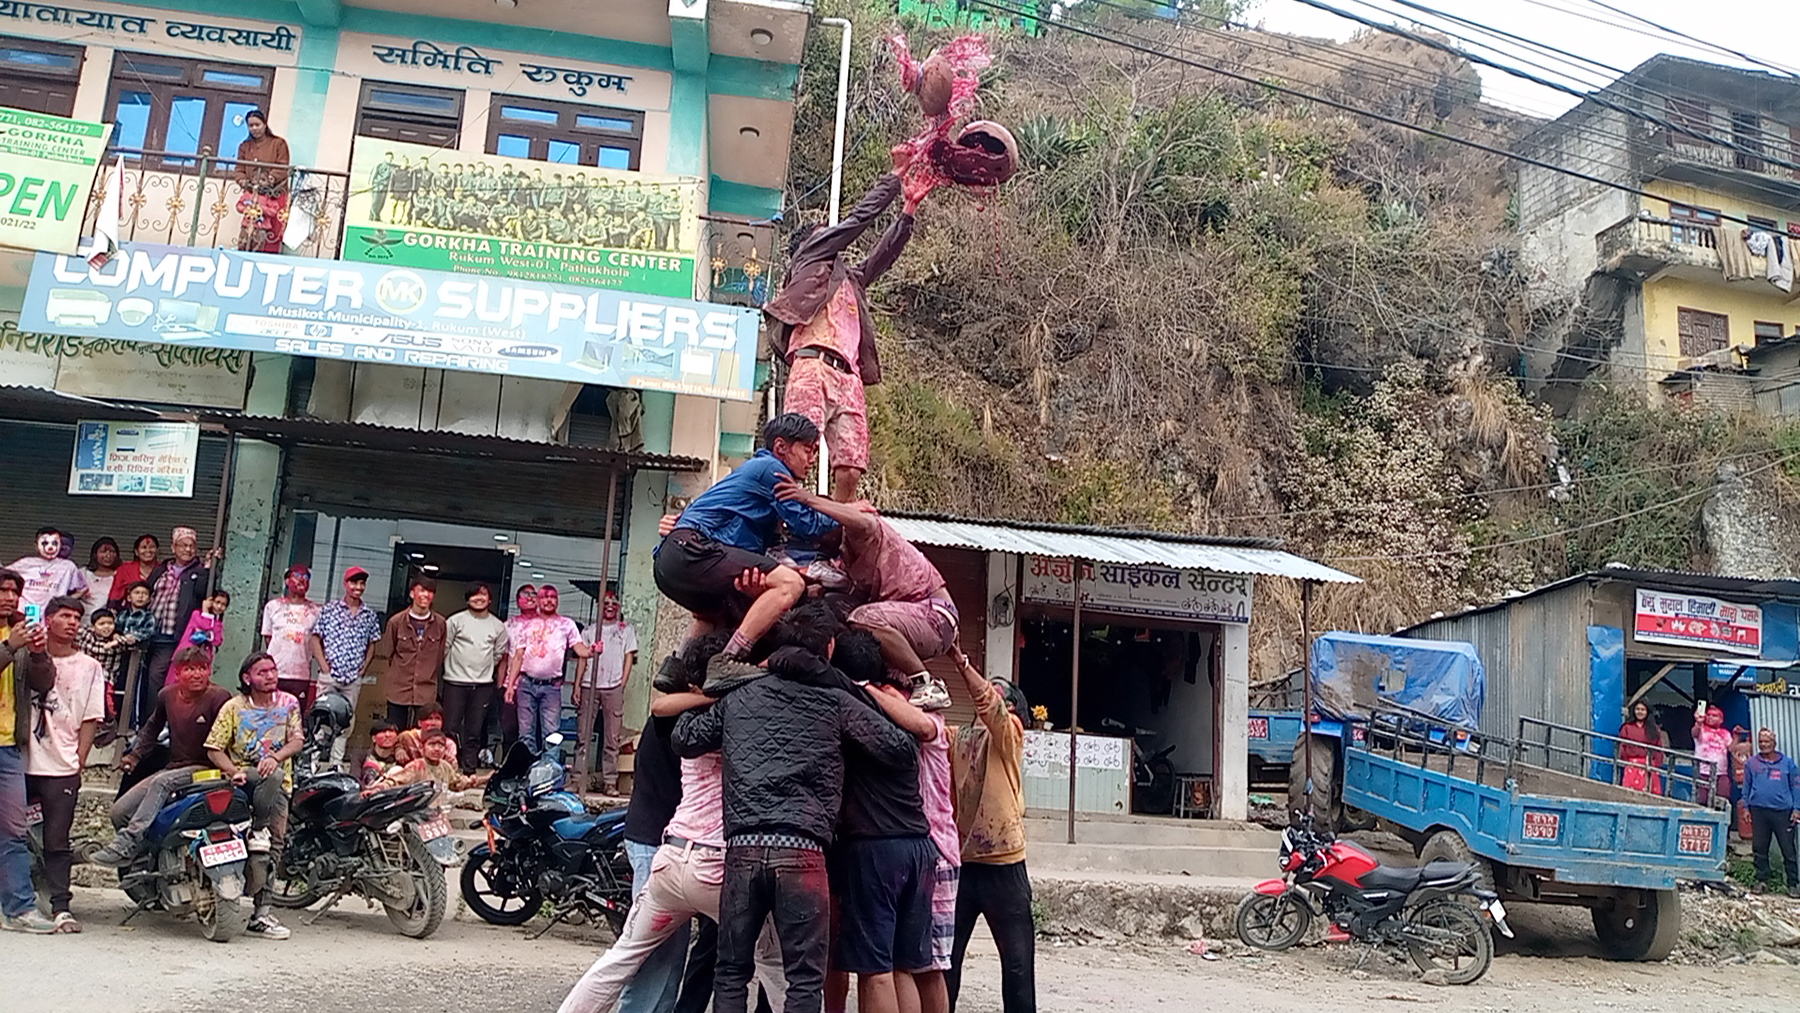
654, 414, 839, 662
1744, 727, 1800, 896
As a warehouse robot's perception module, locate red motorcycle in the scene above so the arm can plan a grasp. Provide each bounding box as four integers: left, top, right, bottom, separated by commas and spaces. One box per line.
1235, 814, 1513, 985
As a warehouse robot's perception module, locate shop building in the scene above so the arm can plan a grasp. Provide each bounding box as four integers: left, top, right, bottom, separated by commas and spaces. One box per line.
885, 514, 1358, 823
0, 1, 806, 733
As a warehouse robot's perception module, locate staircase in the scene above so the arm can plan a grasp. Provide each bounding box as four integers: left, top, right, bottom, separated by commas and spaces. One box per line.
1023, 809, 1279, 880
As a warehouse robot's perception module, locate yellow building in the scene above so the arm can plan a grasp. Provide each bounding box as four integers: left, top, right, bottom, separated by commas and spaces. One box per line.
1516, 55, 1800, 406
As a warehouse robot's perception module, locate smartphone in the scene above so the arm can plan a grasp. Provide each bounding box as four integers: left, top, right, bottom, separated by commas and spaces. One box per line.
22, 603, 41, 625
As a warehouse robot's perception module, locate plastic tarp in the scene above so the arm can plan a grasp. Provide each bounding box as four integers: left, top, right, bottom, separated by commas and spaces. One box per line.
1310, 631, 1485, 728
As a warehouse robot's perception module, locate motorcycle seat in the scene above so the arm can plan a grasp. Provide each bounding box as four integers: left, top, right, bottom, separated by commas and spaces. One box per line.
1361, 860, 1470, 892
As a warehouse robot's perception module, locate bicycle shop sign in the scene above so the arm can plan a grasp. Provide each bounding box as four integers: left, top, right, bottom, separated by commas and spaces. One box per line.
1632, 588, 1762, 657
1022, 556, 1252, 623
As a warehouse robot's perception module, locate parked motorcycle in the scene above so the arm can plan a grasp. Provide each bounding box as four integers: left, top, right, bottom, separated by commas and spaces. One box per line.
265, 690, 455, 938
1101, 718, 1177, 814
1235, 813, 1513, 985
460, 735, 632, 936
107, 770, 256, 941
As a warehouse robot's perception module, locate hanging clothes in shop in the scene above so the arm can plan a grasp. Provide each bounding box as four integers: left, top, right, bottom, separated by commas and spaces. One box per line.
1715, 224, 1756, 281
1745, 229, 1793, 293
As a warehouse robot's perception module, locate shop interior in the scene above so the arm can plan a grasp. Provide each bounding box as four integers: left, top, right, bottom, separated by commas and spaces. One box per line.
1016, 609, 1219, 814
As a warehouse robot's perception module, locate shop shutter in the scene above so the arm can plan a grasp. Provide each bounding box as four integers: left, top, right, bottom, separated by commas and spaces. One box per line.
280, 444, 628, 540
0, 421, 226, 564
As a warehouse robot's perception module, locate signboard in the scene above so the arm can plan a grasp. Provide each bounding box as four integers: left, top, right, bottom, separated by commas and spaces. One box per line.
1677, 822, 1713, 855
1247, 716, 1269, 740
1521, 811, 1560, 841
1633, 588, 1762, 656
0, 3, 300, 65
1021, 556, 1252, 623
0, 316, 249, 409
0, 107, 111, 255
1021, 731, 1128, 778
342, 139, 700, 298
22, 243, 760, 401
69, 419, 199, 496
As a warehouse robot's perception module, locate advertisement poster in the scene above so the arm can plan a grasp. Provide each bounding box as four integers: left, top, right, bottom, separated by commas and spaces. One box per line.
0, 106, 112, 255
341, 139, 700, 297
1021, 555, 1253, 623
23, 243, 760, 400
1633, 588, 1762, 656
69, 419, 199, 496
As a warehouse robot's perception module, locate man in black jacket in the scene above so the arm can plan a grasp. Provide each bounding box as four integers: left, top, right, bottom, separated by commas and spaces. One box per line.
672, 605, 915, 1013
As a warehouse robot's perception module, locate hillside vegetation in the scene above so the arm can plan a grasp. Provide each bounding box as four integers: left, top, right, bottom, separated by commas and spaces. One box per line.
784, 2, 1800, 678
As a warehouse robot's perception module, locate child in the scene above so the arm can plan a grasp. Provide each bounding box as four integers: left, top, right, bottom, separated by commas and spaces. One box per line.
395, 704, 458, 766
361, 719, 405, 787
79, 608, 133, 722
380, 730, 488, 796
165, 590, 229, 687
115, 581, 157, 643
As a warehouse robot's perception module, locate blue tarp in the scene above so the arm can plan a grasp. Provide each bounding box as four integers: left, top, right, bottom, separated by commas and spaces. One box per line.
1311, 631, 1485, 729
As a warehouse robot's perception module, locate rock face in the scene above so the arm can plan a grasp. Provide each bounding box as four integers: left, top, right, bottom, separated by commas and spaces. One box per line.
1703, 461, 1800, 578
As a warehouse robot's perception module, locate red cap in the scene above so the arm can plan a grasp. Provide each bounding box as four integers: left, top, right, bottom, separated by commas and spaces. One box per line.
344, 566, 369, 581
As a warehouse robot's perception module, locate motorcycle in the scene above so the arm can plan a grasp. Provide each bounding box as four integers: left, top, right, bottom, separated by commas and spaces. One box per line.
107, 769, 256, 941
1101, 718, 1177, 814
461, 734, 633, 936
1235, 813, 1513, 985
265, 690, 455, 938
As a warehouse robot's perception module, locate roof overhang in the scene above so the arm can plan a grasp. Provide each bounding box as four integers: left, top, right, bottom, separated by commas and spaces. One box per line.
884, 513, 1361, 584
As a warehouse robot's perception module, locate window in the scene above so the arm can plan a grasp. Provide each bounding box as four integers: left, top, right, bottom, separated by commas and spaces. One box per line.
0, 37, 82, 116
1665, 97, 1713, 142
485, 95, 642, 170
1668, 203, 1721, 246
355, 80, 463, 147
1733, 110, 1765, 172
1677, 307, 1731, 358
1755, 321, 1787, 341
1747, 214, 1779, 231
105, 53, 273, 169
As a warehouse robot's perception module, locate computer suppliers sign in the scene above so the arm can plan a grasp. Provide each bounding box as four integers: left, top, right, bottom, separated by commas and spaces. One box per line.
0, 107, 112, 255
1633, 588, 1762, 656
21, 242, 759, 400
69, 420, 199, 497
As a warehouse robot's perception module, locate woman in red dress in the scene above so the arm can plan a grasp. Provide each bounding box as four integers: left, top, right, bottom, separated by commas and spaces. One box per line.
1619, 701, 1664, 795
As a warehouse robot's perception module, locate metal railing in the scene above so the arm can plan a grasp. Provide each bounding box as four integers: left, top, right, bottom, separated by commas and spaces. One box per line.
1514, 716, 1726, 811
81, 146, 352, 260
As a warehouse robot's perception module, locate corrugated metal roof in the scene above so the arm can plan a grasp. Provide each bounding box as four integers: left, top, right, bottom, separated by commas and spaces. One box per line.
1399, 566, 1800, 632
883, 515, 1361, 583
212, 414, 706, 473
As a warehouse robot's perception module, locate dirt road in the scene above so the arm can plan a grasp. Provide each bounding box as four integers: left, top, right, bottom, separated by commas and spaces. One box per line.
12, 887, 1792, 1013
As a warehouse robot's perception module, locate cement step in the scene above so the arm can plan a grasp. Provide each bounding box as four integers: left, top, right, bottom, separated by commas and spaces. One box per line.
1024, 812, 1279, 849
1026, 840, 1277, 879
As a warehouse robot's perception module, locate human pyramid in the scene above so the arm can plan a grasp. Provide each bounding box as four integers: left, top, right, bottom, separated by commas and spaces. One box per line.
555, 35, 1034, 1013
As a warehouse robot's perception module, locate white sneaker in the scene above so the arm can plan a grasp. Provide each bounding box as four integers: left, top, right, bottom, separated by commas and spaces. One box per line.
247, 912, 290, 939
247, 829, 272, 854
909, 673, 953, 712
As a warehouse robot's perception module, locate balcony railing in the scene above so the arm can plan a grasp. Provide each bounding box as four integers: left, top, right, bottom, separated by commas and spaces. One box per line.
79, 147, 351, 261
1596, 213, 1724, 276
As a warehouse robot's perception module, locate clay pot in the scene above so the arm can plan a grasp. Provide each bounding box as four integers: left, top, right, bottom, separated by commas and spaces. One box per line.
929, 119, 1020, 187
914, 53, 954, 117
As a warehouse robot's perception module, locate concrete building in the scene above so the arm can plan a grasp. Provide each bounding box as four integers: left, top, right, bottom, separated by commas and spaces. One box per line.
0, 0, 808, 732
1516, 55, 1800, 404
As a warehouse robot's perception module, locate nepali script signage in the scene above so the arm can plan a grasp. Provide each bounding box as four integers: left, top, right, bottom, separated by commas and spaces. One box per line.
343, 139, 699, 298
0, 107, 111, 254
1633, 588, 1762, 657
1021, 556, 1253, 623
0, 3, 300, 63
21, 243, 760, 401
69, 419, 199, 497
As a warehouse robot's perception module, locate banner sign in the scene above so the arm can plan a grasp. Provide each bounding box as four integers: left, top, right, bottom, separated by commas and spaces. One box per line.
69, 419, 199, 496
0, 106, 111, 255
342, 139, 700, 298
22, 243, 759, 400
1633, 588, 1762, 656
0, 316, 249, 409
1021, 555, 1253, 623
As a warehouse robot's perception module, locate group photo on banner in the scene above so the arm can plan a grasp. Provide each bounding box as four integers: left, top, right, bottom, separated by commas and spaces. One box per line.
342, 139, 701, 298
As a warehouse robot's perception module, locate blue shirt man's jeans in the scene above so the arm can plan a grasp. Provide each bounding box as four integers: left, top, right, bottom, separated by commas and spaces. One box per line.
0, 745, 37, 917
618, 838, 690, 1013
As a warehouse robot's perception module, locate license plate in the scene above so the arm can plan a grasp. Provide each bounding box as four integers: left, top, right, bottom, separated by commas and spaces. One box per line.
24, 802, 42, 827
199, 838, 247, 867
416, 815, 451, 841
1483, 898, 1508, 922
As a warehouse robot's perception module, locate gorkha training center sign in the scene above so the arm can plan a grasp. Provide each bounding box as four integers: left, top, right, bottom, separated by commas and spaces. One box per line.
23, 242, 761, 400
343, 139, 701, 298
0, 107, 112, 255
